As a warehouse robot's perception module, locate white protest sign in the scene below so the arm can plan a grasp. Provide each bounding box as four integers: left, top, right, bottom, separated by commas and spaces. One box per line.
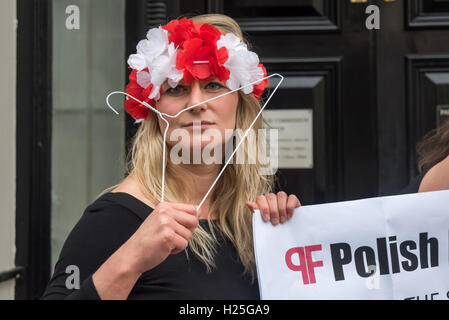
253, 190, 449, 300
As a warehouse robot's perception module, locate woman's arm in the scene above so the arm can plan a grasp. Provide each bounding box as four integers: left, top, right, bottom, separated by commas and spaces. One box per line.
92, 201, 198, 299
418, 155, 449, 192
41, 203, 144, 300
91, 238, 143, 300
42, 201, 198, 300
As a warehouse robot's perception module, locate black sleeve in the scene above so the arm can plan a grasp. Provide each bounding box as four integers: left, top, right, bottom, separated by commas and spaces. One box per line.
41, 202, 143, 300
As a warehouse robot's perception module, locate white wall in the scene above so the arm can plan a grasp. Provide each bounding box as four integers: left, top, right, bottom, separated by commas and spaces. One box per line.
0, 0, 17, 300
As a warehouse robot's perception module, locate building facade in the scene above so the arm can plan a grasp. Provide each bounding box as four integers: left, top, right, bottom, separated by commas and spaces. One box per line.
1, 0, 449, 299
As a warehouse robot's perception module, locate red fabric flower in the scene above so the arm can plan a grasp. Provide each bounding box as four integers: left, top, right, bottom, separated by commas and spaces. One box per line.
124, 68, 155, 120
252, 64, 269, 99
174, 23, 229, 84
162, 18, 201, 49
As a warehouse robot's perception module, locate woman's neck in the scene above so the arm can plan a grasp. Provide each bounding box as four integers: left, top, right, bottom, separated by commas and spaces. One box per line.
172, 162, 222, 220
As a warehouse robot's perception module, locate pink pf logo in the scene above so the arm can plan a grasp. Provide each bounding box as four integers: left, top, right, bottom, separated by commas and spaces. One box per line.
285, 245, 324, 285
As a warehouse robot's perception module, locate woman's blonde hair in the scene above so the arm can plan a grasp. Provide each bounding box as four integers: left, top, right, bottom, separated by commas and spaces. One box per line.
127, 14, 273, 282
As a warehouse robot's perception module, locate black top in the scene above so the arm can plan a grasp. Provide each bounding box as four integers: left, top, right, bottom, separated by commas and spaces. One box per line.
41, 192, 259, 300
398, 168, 430, 195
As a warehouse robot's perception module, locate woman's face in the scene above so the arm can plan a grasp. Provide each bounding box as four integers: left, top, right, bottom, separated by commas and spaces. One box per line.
155, 78, 239, 153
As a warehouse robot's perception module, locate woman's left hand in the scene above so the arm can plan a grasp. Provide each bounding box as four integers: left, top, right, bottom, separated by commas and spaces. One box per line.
246, 192, 301, 226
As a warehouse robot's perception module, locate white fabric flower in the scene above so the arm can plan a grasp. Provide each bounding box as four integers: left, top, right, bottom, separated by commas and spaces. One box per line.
128, 27, 183, 100
149, 43, 183, 88
127, 54, 146, 71
217, 33, 265, 94
127, 26, 169, 71
146, 26, 169, 48
147, 43, 184, 100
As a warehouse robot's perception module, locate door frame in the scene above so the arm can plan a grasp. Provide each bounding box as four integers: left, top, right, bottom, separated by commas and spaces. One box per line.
15, 0, 52, 299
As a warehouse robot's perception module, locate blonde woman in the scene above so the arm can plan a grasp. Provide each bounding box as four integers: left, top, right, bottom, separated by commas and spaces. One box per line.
42, 14, 301, 300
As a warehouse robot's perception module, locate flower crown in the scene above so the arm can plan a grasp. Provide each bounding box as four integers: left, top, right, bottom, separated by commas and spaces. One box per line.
124, 18, 269, 121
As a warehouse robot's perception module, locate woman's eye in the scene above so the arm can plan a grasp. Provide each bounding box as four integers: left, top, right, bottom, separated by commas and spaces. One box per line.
165, 86, 185, 95
206, 82, 224, 90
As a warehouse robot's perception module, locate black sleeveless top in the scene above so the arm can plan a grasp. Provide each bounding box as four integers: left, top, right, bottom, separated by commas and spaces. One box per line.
41, 192, 259, 300
399, 168, 430, 195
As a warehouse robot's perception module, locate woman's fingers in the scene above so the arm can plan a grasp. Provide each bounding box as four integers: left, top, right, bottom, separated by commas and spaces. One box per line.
277, 191, 288, 223
169, 232, 189, 255
166, 202, 198, 216
250, 193, 301, 225
286, 194, 301, 220
246, 201, 259, 212
266, 193, 280, 225
170, 218, 193, 241
168, 209, 199, 231
256, 195, 270, 222
160, 216, 193, 255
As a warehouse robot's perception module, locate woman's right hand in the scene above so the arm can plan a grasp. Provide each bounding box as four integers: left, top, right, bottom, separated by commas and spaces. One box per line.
127, 201, 199, 275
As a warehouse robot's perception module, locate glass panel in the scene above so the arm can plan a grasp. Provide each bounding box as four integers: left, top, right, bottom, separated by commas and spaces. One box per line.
51, 0, 126, 270
422, 0, 449, 13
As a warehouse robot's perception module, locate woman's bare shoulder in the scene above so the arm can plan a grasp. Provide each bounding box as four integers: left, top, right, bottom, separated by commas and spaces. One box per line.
111, 175, 157, 209
418, 154, 449, 193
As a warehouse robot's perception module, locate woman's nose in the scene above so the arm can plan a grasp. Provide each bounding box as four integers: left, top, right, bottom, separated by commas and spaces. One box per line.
188, 81, 208, 113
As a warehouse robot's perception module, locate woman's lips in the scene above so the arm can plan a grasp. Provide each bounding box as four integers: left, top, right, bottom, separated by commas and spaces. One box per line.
183, 121, 215, 129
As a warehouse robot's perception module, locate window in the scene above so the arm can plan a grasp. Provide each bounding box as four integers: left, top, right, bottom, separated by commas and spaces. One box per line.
51, 0, 126, 269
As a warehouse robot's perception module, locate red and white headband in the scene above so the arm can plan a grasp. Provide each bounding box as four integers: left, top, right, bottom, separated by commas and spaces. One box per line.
124, 17, 269, 121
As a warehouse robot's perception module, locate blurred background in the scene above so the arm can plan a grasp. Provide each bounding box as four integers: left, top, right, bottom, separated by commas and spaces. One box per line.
1, 0, 449, 299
